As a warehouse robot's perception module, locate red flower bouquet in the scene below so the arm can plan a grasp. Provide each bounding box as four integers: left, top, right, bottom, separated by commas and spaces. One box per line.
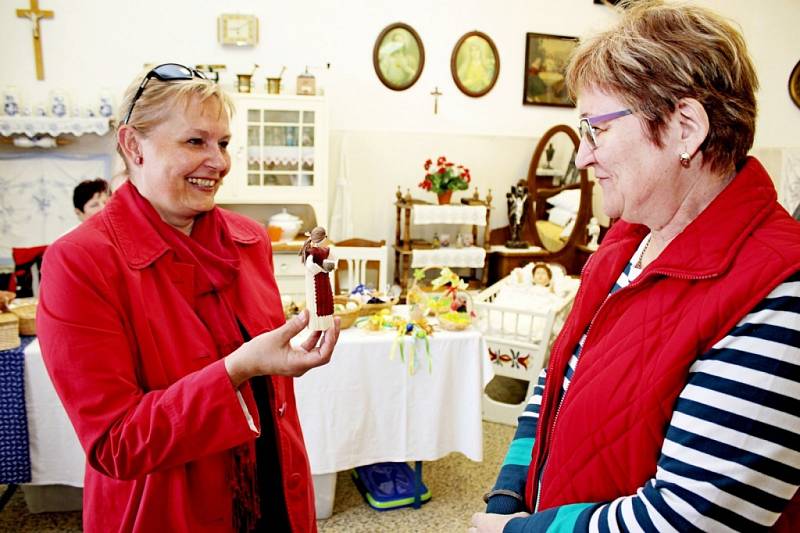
418, 156, 471, 194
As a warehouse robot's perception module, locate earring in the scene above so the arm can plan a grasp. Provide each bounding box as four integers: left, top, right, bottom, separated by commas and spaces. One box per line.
679, 152, 691, 168
135, 156, 143, 165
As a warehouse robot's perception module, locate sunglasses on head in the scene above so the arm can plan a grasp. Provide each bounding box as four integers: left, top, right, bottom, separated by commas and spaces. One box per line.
122, 63, 207, 125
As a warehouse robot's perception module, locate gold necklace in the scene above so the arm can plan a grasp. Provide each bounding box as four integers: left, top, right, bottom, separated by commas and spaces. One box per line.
635, 234, 652, 269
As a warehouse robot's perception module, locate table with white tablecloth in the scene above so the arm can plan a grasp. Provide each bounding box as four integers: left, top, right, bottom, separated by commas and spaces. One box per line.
294, 325, 490, 475
19, 318, 491, 515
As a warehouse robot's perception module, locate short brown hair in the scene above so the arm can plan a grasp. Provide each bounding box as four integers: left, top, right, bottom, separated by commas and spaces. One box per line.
565, 0, 758, 174
116, 67, 234, 169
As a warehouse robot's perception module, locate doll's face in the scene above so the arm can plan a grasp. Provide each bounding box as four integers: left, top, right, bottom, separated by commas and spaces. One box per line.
533, 268, 551, 287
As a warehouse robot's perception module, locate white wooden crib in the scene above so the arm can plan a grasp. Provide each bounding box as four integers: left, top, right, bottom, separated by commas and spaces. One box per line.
473, 263, 579, 426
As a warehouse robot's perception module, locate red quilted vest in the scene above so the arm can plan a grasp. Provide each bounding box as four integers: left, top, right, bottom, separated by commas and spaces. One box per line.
525, 157, 800, 529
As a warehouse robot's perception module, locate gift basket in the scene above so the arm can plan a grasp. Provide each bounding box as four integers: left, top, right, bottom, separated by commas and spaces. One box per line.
408, 267, 475, 331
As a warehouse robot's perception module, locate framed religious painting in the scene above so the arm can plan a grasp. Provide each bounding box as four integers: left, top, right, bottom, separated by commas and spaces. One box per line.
451, 31, 500, 98
523, 33, 579, 107
790, 59, 800, 110
373, 22, 425, 91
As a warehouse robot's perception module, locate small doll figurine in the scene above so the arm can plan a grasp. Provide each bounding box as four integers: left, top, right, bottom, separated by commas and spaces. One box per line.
300, 226, 336, 331
532, 263, 554, 293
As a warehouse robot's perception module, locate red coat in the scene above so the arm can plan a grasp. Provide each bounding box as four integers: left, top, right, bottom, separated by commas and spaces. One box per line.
526, 158, 800, 528
37, 187, 316, 532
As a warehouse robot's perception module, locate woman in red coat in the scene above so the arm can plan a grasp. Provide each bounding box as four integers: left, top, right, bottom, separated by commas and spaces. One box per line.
37, 63, 339, 532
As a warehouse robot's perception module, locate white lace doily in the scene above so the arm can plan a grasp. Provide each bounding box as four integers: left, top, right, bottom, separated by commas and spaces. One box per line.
412, 205, 487, 226
0, 116, 112, 138
411, 246, 486, 268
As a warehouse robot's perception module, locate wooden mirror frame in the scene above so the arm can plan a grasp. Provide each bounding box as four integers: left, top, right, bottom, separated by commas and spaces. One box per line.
524, 124, 593, 265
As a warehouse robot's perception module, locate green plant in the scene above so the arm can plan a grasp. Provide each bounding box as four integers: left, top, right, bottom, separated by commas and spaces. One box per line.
418, 156, 471, 194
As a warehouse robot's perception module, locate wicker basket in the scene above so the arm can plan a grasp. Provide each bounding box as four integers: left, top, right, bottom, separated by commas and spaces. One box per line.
333, 296, 362, 329
358, 295, 399, 317
0, 312, 20, 351
10, 303, 36, 336
437, 311, 472, 331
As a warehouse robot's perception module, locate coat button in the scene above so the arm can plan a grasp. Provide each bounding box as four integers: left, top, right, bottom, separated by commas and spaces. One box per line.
278, 402, 287, 417
288, 473, 301, 489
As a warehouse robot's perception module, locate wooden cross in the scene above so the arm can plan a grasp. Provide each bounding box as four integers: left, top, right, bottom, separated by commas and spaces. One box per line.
430, 86, 442, 115
16, 0, 54, 80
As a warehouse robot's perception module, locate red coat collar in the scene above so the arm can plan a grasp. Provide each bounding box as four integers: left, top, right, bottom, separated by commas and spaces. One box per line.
103, 181, 262, 269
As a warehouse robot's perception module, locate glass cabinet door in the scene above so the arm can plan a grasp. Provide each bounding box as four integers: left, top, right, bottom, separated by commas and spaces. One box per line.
245, 108, 316, 189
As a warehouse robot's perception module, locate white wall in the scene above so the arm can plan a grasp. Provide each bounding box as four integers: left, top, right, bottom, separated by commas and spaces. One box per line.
2, 0, 798, 242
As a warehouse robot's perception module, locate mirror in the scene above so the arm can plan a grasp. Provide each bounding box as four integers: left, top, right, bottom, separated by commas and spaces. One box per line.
525, 124, 592, 254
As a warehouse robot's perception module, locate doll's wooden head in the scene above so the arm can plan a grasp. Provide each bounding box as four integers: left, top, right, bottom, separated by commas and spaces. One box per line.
300, 226, 328, 263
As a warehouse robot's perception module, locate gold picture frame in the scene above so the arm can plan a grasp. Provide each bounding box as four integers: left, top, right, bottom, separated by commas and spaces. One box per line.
373, 22, 425, 91
790, 60, 800, 110
451, 31, 500, 98
217, 14, 259, 47
523, 33, 579, 107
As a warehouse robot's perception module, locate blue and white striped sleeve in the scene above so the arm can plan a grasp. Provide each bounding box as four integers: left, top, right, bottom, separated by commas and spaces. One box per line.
486, 368, 547, 514
504, 271, 800, 532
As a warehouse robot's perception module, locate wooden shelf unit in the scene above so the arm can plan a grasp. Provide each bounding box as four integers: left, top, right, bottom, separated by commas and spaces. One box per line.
393, 187, 492, 294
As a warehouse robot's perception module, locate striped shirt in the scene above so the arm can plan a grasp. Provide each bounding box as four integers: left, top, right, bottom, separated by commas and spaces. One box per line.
488, 239, 800, 532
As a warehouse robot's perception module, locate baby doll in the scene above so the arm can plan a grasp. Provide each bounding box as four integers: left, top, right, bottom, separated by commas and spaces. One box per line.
531, 263, 554, 293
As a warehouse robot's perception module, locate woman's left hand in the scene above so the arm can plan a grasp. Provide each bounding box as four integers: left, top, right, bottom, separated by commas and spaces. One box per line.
468, 512, 529, 533
224, 310, 340, 387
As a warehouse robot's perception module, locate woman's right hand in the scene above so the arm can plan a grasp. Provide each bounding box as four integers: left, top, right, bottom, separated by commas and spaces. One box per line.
224, 310, 340, 388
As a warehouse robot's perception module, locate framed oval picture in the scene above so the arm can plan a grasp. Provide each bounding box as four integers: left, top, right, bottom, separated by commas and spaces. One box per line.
790, 59, 800, 110
373, 23, 425, 91
451, 31, 500, 98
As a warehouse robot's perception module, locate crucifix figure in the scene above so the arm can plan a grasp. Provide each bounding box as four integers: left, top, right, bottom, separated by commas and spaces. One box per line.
16, 0, 54, 80
430, 86, 442, 115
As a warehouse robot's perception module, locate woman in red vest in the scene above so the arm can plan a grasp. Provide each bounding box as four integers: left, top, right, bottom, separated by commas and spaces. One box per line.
474, 1, 800, 532
38, 63, 340, 532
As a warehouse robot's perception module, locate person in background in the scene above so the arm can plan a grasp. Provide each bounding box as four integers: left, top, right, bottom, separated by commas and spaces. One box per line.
72, 178, 109, 222
38, 63, 339, 532
473, 1, 800, 531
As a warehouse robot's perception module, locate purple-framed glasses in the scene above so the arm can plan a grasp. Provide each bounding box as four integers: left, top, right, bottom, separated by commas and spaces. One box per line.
578, 109, 633, 148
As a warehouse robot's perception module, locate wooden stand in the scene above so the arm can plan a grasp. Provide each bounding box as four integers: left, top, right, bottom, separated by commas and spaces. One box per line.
394, 187, 492, 294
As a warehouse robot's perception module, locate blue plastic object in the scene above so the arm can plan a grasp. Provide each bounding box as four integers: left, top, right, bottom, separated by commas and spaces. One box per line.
351, 462, 431, 511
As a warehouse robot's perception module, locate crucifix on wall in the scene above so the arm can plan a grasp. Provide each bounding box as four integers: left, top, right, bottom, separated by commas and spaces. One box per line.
16, 0, 54, 80
430, 86, 442, 115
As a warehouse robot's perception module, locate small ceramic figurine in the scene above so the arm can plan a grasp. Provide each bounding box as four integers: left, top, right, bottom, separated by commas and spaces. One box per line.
587, 217, 601, 250
300, 226, 336, 331
506, 181, 529, 248
532, 263, 554, 293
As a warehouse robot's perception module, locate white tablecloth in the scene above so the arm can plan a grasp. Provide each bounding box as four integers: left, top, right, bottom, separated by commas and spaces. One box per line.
295, 325, 490, 475
22, 323, 491, 485
23, 339, 84, 486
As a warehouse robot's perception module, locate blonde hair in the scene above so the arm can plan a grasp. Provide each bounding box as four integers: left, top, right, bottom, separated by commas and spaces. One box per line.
565, 0, 758, 174
116, 67, 234, 170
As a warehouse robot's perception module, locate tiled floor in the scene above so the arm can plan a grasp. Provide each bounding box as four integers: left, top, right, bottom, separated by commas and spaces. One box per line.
0, 421, 515, 532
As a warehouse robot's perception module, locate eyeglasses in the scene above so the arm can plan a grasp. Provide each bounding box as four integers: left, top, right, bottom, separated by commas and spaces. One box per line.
578, 109, 633, 149
122, 63, 207, 125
